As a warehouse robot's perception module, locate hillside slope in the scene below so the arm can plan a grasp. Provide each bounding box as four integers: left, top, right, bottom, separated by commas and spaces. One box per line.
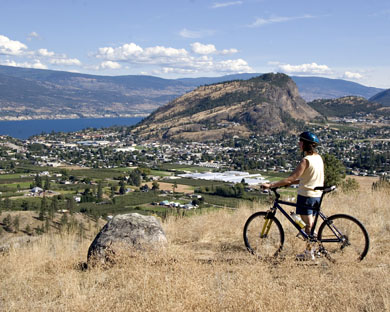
133, 73, 320, 141
0, 189, 388, 312
369, 89, 390, 106
0, 65, 192, 120
307, 96, 382, 117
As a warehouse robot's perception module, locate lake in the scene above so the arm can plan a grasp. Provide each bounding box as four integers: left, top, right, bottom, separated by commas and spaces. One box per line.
0, 117, 144, 139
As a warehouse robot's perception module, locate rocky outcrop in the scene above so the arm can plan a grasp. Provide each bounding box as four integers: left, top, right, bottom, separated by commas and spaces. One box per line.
132, 73, 320, 141
87, 213, 167, 264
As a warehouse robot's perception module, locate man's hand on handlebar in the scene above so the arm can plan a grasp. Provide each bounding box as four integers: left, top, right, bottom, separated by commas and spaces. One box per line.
261, 183, 272, 189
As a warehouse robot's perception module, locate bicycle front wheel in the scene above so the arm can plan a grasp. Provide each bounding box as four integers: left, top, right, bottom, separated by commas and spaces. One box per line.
318, 214, 369, 262
243, 211, 284, 259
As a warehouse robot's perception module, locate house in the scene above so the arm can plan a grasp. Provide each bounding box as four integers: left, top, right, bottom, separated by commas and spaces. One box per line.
31, 186, 43, 194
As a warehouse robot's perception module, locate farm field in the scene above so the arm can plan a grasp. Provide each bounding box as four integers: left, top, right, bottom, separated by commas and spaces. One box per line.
0, 188, 389, 311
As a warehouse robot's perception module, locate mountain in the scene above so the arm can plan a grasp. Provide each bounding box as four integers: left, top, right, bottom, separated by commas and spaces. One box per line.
0, 65, 192, 120
178, 74, 384, 101
307, 96, 382, 118
290, 76, 383, 101
0, 65, 384, 120
369, 89, 390, 106
132, 73, 320, 141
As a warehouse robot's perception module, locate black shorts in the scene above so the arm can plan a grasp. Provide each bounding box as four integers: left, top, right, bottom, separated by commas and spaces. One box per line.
296, 195, 321, 216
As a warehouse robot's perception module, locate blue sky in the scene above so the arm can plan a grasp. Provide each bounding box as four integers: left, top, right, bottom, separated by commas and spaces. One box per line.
0, 0, 389, 88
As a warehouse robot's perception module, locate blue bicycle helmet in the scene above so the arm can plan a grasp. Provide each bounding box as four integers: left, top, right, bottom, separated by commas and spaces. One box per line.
299, 131, 320, 144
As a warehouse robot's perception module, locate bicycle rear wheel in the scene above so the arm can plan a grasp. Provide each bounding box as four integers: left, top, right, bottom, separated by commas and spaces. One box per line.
318, 214, 369, 262
243, 211, 284, 259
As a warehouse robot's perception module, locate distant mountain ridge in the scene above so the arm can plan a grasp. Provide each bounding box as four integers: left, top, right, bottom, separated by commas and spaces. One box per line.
370, 89, 390, 106
307, 96, 383, 117
0, 65, 385, 120
132, 73, 320, 141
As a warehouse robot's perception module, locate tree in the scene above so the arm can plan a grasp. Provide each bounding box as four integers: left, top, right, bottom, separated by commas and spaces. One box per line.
151, 181, 159, 191
172, 181, 178, 193
119, 180, 126, 195
141, 184, 150, 192
34, 174, 42, 188
234, 183, 245, 198
12, 216, 20, 232
129, 170, 141, 186
66, 198, 75, 214
43, 176, 50, 191
97, 181, 103, 202
21, 201, 29, 211
110, 185, 117, 198
341, 177, 360, 193
24, 224, 32, 235
60, 213, 68, 229
81, 188, 94, 202
39, 196, 48, 220
323, 154, 346, 186
4, 198, 11, 210
49, 197, 58, 219
2, 214, 12, 232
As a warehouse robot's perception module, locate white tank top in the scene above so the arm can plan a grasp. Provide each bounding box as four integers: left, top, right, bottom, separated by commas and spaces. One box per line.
298, 154, 324, 198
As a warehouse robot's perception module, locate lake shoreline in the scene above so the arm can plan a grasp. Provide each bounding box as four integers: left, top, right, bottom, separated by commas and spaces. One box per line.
0, 114, 149, 121
0, 117, 144, 139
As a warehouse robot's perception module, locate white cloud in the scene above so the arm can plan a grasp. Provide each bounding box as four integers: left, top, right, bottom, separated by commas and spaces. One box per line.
144, 46, 188, 58
0, 59, 47, 69
49, 58, 82, 66
215, 58, 254, 73
343, 71, 363, 79
95, 42, 252, 75
212, 1, 243, 9
97, 43, 143, 60
0, 35, 27, 55
37, 48, 55, 57
191, 42, 217, 55
180, 28, 203, 39
100, 61, 121, 70
191, 42, 238, 55
155, 67, 197, 75
96, 43, 189, 63
278, 62, 331, 74
179, 28, 214, 39
249, 14, 315, 27
27, 32, 40, 41
220, 48, 238, 55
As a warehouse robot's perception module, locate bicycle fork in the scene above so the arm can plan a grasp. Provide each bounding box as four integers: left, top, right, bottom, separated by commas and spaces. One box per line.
260, 217, 273, 238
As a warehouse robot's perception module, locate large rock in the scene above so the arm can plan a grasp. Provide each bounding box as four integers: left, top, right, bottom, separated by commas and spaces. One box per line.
87, 213, 167, 264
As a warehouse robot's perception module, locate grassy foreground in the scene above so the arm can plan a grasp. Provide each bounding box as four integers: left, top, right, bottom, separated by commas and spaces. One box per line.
1, 189, 390, 312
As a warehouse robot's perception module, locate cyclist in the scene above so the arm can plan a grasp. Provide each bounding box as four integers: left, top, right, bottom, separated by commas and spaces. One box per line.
261, 131, 324, 260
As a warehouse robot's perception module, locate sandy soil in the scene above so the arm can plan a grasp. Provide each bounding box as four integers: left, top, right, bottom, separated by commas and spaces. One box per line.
145, 181, 194, 194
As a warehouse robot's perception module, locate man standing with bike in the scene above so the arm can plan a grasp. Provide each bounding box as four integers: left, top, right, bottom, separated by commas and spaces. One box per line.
262, 131, 324, 260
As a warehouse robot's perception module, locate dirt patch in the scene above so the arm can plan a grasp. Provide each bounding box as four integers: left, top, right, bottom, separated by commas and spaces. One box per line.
145, 182, 194, 194
349, 175, 378, 189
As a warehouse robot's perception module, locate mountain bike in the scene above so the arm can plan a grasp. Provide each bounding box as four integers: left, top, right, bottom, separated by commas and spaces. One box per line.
243, 186, 370, 262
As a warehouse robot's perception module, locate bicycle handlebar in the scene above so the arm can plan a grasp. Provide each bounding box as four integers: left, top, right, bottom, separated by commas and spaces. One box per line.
267, 185, 336, 200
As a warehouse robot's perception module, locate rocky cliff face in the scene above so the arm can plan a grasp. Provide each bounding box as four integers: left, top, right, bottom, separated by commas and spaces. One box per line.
133, 73, 320, 141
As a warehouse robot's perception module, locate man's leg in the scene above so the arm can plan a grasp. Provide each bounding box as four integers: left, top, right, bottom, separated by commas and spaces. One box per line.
301, 214, 314, 235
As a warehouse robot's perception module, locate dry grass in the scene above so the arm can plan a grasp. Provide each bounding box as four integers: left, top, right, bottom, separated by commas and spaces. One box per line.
1, 189, 390, 312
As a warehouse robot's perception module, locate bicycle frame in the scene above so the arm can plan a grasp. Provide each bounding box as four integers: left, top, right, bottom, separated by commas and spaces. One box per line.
265, 187, 334, 241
